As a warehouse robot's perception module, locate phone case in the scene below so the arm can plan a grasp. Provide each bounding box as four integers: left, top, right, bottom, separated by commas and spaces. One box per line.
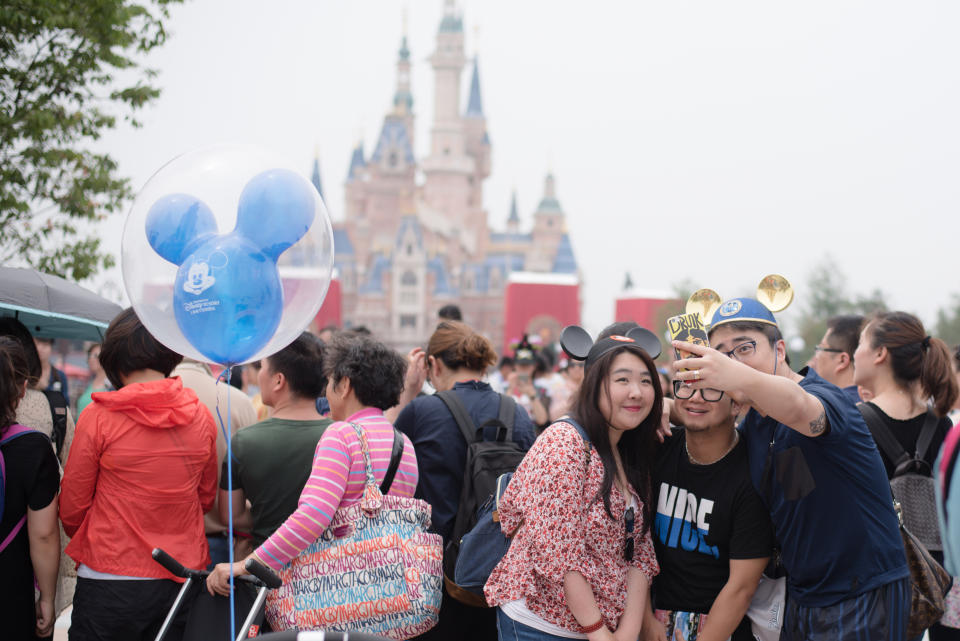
667, 312, 710, 365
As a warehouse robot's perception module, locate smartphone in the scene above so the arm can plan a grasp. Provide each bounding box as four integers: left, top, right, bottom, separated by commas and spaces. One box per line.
667, 312, 710, 368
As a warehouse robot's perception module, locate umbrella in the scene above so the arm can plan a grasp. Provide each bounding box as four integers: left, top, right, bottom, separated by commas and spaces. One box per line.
0, 266, 123, 341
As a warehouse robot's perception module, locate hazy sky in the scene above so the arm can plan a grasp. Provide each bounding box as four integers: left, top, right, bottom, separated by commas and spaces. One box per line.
91, 0, 960, 337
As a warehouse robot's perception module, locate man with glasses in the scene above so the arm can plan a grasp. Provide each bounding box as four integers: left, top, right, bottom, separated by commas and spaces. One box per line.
671, 298, 909, 641
806, 314, 864, 405
642, 379, 773, 641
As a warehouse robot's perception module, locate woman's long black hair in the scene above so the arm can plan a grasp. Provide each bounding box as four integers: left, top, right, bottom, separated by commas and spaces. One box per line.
569, 343, 663, 533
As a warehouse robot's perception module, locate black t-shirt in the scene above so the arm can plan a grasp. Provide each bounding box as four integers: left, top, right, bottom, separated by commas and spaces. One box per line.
864, 402, 952, 479
0, 430, 60, 638
652, 428, 774, 615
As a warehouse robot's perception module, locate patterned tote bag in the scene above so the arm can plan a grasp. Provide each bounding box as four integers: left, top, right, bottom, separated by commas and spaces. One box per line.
265, 422, 443, 639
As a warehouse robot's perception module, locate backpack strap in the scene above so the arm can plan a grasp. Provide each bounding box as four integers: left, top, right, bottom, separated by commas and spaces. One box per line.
495, 395, 517, 440
40, 389, 67, 458
559, 417, 593, 466
1, 425, 36, 554
436, 390, 480, 445
858, 402, 911, 469
916, 410, 940, 462
379, 428, 405, 494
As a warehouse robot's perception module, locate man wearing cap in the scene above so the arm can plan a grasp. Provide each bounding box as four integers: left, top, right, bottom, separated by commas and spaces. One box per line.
671, 298, 909, 641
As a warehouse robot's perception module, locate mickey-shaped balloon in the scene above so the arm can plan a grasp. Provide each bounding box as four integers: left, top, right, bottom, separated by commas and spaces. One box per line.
560, 324, 662, 369
145, 169, 315, 364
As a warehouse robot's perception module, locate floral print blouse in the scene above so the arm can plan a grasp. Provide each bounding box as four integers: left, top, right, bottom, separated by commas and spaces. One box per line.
484, 420, 659, 632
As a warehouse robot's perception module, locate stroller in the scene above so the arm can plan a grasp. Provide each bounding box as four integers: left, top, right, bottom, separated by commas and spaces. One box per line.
152, 548, 282, 641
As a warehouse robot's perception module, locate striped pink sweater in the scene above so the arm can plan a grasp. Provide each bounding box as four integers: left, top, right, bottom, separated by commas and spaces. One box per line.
253, 407, 419, 570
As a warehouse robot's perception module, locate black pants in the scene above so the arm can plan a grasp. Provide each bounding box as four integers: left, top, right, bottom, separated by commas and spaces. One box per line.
412, 582, 497, 641
70, 577, 189, 641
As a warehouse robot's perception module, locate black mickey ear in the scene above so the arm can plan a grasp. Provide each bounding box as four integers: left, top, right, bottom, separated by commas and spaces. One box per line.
560, 325, 593, 361
625, 326, 662, 360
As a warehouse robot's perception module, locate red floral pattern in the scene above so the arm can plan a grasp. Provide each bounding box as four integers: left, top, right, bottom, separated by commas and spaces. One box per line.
484, 421, 659, 632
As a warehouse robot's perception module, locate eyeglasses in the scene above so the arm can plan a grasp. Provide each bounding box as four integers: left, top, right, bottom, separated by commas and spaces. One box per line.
673, 381, 724, 402
624, 507, 635, 562
813, 345, 843, 354
722, 340, 757, 361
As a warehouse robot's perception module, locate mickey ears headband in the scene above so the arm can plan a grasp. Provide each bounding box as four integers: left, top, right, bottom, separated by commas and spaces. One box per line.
560, 325, 662, 368
686, 274, 794, 327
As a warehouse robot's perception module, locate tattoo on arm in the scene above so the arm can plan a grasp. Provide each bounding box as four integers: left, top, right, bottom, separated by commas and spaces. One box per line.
809, 411, 827, 435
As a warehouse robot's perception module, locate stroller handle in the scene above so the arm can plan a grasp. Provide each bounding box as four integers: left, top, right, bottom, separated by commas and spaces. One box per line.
151, 548, 206, 579
245, 558, 282, 589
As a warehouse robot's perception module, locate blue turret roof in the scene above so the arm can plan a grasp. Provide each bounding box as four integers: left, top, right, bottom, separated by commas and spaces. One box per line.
358, 254, 391, 294
552, 233, 578, 274
395, 215, 424, 250
398, 35, 410, 61
466, 57, 484, 117
371, 117, 415, 166
508, 190, 519, 224
439, 1, 462, 33
347, 143, 366, 181
333, 228, 354, 256
311, 156, 324, 200
427, 256, 457, 296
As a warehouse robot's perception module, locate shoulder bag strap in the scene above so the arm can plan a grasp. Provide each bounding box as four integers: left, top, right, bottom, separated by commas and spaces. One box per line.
379, 428, 405, 494
436, 390, 480, 445
858, 402, 911, 467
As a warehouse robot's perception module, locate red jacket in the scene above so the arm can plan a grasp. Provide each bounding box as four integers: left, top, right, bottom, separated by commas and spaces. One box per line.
61, 377, 217, 579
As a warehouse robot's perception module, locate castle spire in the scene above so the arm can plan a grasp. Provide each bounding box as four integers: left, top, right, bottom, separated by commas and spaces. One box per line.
393, 23, 413, 116
311, 147, 324, 200
347, 140, 366, 181
465, 56, 484, 117
508, 190, 519, 224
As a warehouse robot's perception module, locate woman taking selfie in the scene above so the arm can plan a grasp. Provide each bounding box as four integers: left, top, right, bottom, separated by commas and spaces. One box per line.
485, 327, 662, 641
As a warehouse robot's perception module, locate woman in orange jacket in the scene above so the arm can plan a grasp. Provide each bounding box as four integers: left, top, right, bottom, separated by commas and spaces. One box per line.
60, 308, 218, 641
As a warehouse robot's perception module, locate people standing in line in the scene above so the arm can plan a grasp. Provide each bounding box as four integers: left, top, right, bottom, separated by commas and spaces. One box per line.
485, 330, 662, 641
33, 337, 69, 406
672, 298, 910, 641
0, 337, 61, 640
642, 380, 773, 641
853, 311, 959, 641
61, 308, 218, 641
76, 343, 111, 417
206, 334, 417, 600
395, 320, 537, 641
806, 314, 865, 405
172, 357, 257, 565
219, 333, 332, 548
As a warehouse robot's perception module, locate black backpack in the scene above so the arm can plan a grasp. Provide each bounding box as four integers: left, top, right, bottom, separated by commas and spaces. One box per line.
859, 402, 942, 551
435, 390, 527, 605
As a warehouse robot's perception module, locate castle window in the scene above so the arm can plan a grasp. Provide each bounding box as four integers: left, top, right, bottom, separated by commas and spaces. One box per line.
401, 270, 417, 286
406, 244, 413, 256
389, 151, 398, 168
400, 314, 417, 329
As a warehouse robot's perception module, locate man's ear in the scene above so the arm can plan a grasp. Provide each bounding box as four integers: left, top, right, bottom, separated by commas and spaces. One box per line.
729, 398, 742, 420
836, 351, 852, 373
775, 339, 788, 365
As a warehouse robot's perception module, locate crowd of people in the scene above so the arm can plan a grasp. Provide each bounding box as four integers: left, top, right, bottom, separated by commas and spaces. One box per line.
3, 297, 960, 641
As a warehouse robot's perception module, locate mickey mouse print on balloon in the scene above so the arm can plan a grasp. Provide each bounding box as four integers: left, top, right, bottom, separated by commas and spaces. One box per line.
145, 169, 315, 365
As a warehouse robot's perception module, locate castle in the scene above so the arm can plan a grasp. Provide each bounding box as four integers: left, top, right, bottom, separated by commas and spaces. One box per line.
322, 1, 579, 351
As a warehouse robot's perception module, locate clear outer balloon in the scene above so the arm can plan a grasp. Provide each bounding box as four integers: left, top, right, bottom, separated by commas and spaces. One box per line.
122, 144, 334, 365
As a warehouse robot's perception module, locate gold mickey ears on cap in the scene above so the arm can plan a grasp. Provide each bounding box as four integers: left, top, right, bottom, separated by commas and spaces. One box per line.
685, 289, 722, 323
757, 274, 793, 312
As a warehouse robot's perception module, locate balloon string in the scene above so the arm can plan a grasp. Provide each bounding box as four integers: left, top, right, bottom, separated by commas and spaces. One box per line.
217, 367, 236, 641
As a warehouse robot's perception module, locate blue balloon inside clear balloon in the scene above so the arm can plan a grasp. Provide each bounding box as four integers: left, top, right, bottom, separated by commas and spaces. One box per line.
145, 168, 315, 364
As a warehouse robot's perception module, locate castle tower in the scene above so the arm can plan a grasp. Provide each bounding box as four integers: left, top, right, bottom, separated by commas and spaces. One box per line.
393, 30, 415, 150
528, 173, 568, 271
421, 0, 478, 257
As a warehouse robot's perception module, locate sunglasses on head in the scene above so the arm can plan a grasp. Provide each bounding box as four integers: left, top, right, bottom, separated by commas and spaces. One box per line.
624, 507, 635, 562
